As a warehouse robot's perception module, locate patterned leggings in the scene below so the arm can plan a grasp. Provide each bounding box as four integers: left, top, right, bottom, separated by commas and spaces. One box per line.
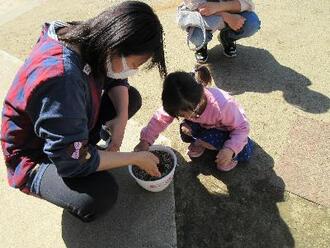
180, 120, 253, 161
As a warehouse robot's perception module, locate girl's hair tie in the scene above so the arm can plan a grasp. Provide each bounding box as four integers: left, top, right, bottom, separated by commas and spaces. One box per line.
193, 65, 212, 86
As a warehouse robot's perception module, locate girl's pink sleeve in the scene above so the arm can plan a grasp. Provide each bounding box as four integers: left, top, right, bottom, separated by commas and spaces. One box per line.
140, 107, 175, 145
220, 99, 250, 156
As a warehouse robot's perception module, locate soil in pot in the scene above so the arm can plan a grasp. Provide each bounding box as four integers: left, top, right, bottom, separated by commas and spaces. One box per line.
132, 150, 174, 181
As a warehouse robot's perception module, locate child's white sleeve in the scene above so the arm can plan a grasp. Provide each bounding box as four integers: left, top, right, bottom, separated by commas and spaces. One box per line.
238, 0, 255, 12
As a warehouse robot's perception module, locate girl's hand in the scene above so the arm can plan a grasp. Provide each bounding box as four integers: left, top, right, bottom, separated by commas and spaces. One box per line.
198, 2, 220, 16
181, 123, 192, 137
223, 13, 246, 31
135, 151, 161, 177
134, 140, 150, 152
105, 116, 127, 152
215, 148, 234, 168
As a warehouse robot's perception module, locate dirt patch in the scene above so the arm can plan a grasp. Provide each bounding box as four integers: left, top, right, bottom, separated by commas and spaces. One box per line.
276, 116, 330, 207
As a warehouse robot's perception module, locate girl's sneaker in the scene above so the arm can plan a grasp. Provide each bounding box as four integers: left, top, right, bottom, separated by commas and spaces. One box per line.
217, 160, 238, 172
187, 143, 205, 158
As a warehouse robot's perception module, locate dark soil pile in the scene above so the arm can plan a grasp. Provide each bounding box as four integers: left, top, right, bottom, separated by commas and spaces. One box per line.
132, 150, 174, 181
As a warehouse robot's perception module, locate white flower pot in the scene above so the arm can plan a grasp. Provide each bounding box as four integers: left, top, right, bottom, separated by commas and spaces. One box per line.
128, 145, 177, 192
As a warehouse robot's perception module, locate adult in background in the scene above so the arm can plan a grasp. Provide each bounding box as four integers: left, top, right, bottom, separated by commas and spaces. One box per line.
181, 0, 261, 63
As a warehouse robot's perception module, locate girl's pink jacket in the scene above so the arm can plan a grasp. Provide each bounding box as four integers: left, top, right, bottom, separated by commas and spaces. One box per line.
140, 87, 250, 155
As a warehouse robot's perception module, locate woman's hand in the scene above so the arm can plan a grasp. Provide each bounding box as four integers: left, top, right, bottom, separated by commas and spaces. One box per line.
135, 151, 161, 177
105, 116, 128, 152
198, 2, 220, 16
215, 147, 234, 168
222, 13, 246, 31
134, 140, 150, 152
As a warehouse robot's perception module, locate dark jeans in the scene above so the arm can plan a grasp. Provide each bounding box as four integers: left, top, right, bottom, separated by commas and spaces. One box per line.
189, 11, 261, 48
89, 86, 142, 145
29, 86, 142, 222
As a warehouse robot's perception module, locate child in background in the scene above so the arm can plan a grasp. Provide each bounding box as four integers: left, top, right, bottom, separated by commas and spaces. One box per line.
178, 0, 260, 63
135, 66, 253, 171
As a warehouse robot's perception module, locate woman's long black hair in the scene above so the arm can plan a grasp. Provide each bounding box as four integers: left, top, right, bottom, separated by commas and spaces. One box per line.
59, 1, 167, 78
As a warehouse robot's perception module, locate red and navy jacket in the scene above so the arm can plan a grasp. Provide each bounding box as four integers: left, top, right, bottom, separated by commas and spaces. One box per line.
1, 22, 127, 193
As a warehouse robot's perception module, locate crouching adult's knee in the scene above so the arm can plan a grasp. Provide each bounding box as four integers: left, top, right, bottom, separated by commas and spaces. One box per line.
240, 11, 261, 37
128, 86, 142, 119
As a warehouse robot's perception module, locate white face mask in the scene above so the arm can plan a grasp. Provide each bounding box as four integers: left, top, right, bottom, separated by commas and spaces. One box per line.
107, 55, 138, 79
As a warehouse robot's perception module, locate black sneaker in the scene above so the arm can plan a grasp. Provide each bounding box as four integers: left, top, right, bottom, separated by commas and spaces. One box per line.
219, 31, 237, 58
194, 45, 208, 63
96, 125, 112, 150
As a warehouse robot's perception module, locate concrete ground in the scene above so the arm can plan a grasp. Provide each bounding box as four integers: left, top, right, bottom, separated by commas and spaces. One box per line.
0, 0, 329, 247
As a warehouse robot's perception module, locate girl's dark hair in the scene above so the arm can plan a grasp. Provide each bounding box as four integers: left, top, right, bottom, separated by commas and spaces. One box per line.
162, 65, 211, 117
59, 1, 167, 78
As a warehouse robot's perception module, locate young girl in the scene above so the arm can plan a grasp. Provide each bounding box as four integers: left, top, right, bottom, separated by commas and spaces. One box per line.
135, 66, 253, 171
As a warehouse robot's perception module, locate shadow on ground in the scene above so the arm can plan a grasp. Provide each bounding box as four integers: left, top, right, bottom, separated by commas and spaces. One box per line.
61, 166, 176, 248
174, 142, 295, 248
207, 44, 330, 114
61, 210, 109, 248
